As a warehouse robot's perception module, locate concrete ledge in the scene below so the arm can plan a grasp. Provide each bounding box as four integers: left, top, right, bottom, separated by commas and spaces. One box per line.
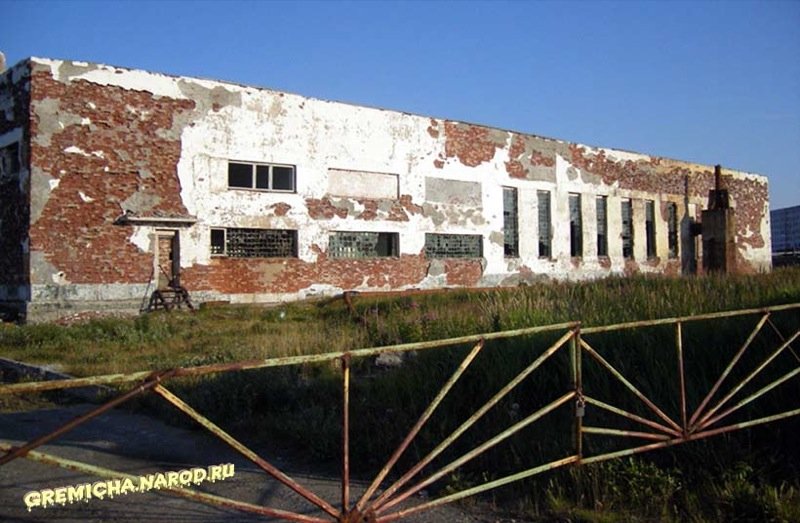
25, 299, 142, 323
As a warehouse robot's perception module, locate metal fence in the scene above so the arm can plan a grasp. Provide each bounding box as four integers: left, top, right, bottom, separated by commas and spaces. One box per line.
1, 302, 799, 522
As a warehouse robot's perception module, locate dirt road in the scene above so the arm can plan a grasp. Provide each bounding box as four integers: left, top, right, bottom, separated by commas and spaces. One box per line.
0, 403, 484, 522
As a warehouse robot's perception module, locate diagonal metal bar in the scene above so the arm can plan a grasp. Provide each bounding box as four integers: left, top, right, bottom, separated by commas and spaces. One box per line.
690, 407, 800, 439
581, 426, 672, 441
367, 328, 576, 512
768, 317, 800, 363
580, 407, 800, 467
376, 455, 580, 523
355, 340, 485, 512
583, 396, 682, 437
676, 322, 688, 435
688, 313, 770, 428
153, 384, 339, 518
695, 365, 800, 431
693, 328, 800, 432
0, 371, 174, 466
378, 392, 575, 514
0, 442, 329, 523
341, 354, 351, 514
580, 339, 682, 433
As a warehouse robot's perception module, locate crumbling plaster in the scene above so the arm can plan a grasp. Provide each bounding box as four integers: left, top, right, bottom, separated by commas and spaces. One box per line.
6, 57, 773, 313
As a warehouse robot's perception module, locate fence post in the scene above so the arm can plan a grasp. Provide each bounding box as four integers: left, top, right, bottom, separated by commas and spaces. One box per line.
676, 321, 688, 437
572, 326, 583, 461
342, 353, 351, 514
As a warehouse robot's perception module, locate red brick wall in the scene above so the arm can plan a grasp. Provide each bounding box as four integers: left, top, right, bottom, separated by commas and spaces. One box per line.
28, 66, 194, 285
182, 254, 433, 295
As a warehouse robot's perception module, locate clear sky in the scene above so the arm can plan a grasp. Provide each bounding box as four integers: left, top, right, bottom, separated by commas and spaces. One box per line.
3, 0, 799, 209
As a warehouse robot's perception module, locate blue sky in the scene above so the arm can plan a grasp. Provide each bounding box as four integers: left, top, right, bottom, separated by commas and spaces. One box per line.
3, 0, 799, 209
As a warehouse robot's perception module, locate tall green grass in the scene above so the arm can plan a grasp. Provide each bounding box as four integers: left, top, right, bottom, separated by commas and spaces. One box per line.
2, 267, 800, 520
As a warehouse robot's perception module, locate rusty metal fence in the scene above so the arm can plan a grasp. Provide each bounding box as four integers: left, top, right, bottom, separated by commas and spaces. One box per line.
1, 302, 799, 522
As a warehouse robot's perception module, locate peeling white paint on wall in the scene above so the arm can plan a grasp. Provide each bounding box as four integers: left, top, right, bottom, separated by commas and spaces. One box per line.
3, 57, 774, 319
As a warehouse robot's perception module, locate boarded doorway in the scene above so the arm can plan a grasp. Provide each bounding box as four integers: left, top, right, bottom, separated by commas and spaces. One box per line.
155, 231, 180, 289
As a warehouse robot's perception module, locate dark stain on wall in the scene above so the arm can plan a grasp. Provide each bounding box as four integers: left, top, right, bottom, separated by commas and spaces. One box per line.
0, 62, 31, 288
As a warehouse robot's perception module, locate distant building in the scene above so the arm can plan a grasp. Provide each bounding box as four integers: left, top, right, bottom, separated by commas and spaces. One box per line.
771, 205, 800, 267
0, 58, 773, 321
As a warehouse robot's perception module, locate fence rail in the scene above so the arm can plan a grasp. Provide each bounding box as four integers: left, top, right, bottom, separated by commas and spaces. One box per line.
2, 303, 799, 522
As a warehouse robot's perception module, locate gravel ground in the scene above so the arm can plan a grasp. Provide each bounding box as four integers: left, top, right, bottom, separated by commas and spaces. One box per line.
0, 403, 488, 523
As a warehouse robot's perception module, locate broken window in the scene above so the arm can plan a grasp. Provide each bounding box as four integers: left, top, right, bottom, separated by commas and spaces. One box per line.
622, 199, 634, 259
329, 232, 399, 258
537, 190, 552, 258
667, 202, 679, 259
569, 193, 583, 257
210, 228, 297, 258
645, 200, 656, 259
228, 161, 295, 192
210, 229, 226, 255
503, 187, 519, 258
425, 233, 482, 259
596, 196, 608, 257
0, 142, 20, 178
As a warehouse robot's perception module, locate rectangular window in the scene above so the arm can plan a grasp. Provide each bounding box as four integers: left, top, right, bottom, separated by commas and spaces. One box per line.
425, 233, 482, 259
210, 229, 225, 255
329, 232, 399, 258
645, 200, 656, 259
210, 228, 297, 258
503, 187, 519, 258
569, 193, 583, 257
622, 199, 634, 259
596, 196, 608, 257
537, 190, 552, 258
667, 202, 679, 259
228, 161, 296, 192
0, 142, 20, 178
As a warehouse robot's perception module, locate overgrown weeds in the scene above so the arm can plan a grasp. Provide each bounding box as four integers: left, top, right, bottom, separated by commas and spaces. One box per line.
2, 267, 800, 520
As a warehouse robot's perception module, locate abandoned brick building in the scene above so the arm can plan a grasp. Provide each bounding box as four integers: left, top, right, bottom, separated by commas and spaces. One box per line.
0, 57, 772, 321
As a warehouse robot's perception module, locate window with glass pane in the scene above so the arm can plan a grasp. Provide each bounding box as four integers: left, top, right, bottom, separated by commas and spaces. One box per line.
227, 161, 295, 192
645, 200, 656, 259
668, 202, 679, 259
537, 190, 551, 258
569, 193, 583, 257
503, 187, 519, 257
596, 196, 608, 257
622, 199, 634, 259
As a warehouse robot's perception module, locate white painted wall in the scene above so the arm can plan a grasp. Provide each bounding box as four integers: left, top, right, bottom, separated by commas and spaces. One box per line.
27, 58, 773, 305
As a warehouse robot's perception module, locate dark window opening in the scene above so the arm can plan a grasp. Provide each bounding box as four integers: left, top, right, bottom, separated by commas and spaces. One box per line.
0, 142, 20, 178
425, 233, 482, 258
596, 196, 608, 257
645, 200, 656, 259
668, 202, 679, 259
255, 165, 270, 189
537, 190, 551, 258
329, 232, 399, 258
210, 228, 297, 258
569, 193, 583, 257
210, 229, 225, 255
622, 199, 634, 259
227, 161, 296, 192
228, 162, 253, 188
272, 166, 295, 191
503, 187, 519, 257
